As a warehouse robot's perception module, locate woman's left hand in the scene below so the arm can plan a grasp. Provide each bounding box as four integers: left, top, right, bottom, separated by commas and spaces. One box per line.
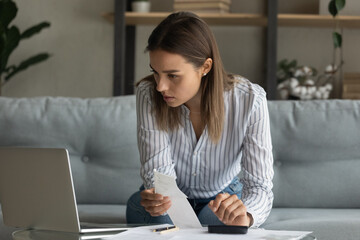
208, 193, 253, 227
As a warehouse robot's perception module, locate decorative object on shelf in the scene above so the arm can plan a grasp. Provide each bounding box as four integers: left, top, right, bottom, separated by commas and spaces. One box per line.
327, 0, 346, 98
131, 0, 151, 13
277, 59, 334, 100
0, 0, 51, 95
342, 72, 360, 99
173, 0, 231, 14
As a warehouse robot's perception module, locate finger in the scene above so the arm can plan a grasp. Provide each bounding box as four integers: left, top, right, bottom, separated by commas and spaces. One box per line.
222, 200, 242, 224
215, 194, 238, 221
140, 188, 164, 201
228, 206, 247, 223
225, 201, 248, 224
209, 193, 230, 212
147, 199, 172, 216
140, 196, 170, 207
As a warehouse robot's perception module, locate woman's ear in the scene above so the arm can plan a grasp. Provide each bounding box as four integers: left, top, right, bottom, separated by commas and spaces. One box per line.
202, 58, 213, 76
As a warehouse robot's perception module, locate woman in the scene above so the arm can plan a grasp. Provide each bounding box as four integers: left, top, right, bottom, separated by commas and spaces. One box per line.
126, 11, 273, 228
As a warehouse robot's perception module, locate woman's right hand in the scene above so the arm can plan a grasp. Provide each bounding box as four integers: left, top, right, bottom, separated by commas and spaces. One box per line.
140, 188, 172, 216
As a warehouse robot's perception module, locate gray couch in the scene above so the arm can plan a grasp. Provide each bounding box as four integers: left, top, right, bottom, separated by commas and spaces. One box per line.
0, 96, 359, 240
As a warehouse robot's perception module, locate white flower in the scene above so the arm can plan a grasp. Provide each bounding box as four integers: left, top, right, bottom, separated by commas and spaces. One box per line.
315, 91, 322, 99
318, 86, 327, 93
303, 66, 312, 75
325, 83, 333, 91
289, 78, 299, 89
308, 86, 316, 95
300, 86, 307, 96
323, 92, 330, 99
304, 79, 315, 86
292, 86, 301, 95
294, 69, 303, 77
325, 64, 337, 74
277, 82, 286, 90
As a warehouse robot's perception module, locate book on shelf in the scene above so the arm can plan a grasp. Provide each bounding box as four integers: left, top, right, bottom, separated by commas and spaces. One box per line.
174, 0, 231, 13
174, 8, 230, 13
174, 0, 231, 4
342, 72, 360, 99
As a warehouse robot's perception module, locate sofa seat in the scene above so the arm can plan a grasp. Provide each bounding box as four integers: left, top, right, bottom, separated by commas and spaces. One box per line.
263, 208, 360, 239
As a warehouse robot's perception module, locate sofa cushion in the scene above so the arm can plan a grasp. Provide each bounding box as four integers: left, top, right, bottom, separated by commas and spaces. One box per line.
268, 100, 360, 208
0, 96, 142, 204
262, 208, 360, 240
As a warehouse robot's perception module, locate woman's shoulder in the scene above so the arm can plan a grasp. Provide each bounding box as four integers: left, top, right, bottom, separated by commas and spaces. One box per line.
231, 75, 267, 99
136, 76, 155, 101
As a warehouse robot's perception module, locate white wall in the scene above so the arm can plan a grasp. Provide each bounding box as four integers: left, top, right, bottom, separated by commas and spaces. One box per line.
2, 0, 360, 98
3, 0, 114, 97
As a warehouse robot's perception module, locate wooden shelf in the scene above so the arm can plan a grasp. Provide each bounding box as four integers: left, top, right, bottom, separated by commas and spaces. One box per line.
278, 14, 360, 28
102, 12, 360, 28
102, 12, 267, 26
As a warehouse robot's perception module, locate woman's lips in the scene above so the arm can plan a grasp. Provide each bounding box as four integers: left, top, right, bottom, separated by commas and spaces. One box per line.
163, 95, 175, 102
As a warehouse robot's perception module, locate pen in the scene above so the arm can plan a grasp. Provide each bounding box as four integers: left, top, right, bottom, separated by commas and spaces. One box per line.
153, 226, 179, 233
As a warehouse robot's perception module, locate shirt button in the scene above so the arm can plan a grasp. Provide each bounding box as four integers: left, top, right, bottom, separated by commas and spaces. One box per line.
192, 173, 197, 176
193, 151, 197, 156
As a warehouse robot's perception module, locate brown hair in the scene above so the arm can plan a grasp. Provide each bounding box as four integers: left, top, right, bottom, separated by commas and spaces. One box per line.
137, 12, 237, 143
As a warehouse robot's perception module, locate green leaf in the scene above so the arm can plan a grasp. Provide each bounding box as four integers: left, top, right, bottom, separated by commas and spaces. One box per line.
289, 59, 297, 69
278, 59, 288, 69
335, 0, 346, 12
0, 26, 20, 73
0, 0, 18, 33
333, 32, 342, 48
5, 53, 51, 81
328, 0, 338, 17
21, 22, 51, 39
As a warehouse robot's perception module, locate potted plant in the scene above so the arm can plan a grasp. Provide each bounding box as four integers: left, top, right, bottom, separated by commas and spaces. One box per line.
327, 0, 346, 97
276, 0, 346, 100
277, 59, 333, 100
131, 0, 151, 13
0, 0, 51, 95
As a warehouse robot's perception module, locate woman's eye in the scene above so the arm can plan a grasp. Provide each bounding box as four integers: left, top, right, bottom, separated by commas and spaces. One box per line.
168, 74, 177, 79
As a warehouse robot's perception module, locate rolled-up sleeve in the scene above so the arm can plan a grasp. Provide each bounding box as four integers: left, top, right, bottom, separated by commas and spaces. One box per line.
136, 82, 177, 189
240, 93, 274, 227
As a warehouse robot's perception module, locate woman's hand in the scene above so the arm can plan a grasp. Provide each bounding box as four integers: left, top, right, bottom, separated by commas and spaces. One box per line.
208, 193, 253, 227
140, 188, 172, 216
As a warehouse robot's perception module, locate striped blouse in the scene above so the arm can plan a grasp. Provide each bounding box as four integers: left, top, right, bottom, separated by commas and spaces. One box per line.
136, 76, 274, 227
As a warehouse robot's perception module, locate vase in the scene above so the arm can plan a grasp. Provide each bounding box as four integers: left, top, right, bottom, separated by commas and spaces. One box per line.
132, 1, 151, 13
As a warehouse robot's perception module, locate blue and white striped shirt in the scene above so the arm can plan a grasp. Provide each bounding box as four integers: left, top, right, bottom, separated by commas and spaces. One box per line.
136, 76, 274, 227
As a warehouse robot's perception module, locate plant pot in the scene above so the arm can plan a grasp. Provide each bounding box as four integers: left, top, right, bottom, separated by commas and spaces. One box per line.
132, 1, 151, 13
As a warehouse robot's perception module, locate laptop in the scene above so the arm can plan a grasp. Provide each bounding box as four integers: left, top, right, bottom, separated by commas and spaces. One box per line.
0, 147, 130, 234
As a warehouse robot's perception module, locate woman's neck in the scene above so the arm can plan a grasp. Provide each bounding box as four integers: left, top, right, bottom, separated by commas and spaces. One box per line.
184, 90, 202, 113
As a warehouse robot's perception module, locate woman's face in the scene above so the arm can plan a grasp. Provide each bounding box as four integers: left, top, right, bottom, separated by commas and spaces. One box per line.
149, 49, 209, 110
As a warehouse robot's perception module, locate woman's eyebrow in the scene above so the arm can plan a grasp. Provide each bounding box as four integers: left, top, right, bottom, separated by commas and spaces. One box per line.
149, 64, 180, 73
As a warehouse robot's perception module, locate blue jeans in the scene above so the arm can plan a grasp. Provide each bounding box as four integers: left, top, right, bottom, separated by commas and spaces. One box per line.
126, 177, 243, 226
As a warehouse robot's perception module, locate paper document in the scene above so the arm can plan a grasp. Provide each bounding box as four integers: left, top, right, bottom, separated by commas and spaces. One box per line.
154, 171, 202, 228
107, 224, 313, 240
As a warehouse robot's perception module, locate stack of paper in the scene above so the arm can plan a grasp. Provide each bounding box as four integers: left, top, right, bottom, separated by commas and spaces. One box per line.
107, 224, 313, 240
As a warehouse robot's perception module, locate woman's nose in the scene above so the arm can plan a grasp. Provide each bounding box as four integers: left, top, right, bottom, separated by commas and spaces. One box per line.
156, 77, 169, 92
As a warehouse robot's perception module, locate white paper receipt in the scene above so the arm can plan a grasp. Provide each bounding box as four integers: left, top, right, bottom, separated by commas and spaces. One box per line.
154, 170, 202, 229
